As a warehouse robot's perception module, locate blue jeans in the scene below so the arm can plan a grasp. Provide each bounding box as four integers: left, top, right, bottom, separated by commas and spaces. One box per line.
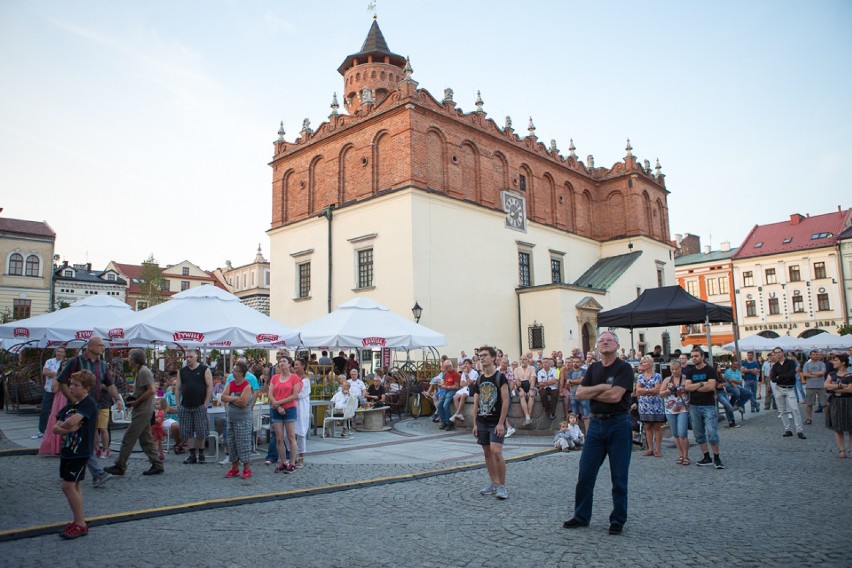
743, 379, 759, 409
665, 412, 688, 438
732, 385, 757, 409
717, 390, 735, 424
689, 405, 719, 446
573, 413, 632, 526
38, 391, 55, 434
438, 390, 458, 424
794, 381, 806, 402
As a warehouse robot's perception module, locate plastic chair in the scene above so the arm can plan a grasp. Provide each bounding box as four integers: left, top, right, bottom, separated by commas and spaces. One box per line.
322, 395, 358, 438
111, 395, 131, 425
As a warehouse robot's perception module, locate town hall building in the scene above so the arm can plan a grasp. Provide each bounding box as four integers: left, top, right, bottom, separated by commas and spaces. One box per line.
268, 20, 678, 357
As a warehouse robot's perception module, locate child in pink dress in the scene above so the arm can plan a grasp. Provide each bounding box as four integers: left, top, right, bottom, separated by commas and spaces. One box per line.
39, 389, 69, 456
151, 398, 168, 462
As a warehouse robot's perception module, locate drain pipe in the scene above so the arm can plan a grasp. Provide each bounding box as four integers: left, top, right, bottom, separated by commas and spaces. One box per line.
323, 205, 334, 313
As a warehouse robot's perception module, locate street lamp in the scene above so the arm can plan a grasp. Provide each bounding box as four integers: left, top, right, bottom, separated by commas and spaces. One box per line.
411, 301, 422, 323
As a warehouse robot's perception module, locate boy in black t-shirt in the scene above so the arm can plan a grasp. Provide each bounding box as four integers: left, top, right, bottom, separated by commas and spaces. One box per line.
470, 346, 510, 500
53, 370, 98, 540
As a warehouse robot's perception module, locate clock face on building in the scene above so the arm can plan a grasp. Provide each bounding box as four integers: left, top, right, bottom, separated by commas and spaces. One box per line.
503, 192, 527, 232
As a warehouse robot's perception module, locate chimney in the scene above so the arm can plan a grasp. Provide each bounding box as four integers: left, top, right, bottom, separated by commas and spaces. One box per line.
720, 241, 731, 251
790, 213, 805, 225
674, 233, 682, 244
679, 234, 701, 256
703, 245, 711, 254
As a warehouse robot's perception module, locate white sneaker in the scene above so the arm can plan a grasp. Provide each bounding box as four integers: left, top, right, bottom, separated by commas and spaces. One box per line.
523, 417, 532, 425
31, 432, 44, 439
480, 483, 497, 495
495, 486, 508, 500
456, 413, 465, 422
505, 426, 515, 438
219, 457, 231, 465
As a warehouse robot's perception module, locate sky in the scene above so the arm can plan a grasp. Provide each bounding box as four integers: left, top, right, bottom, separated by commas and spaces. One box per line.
1, 0, 850, 271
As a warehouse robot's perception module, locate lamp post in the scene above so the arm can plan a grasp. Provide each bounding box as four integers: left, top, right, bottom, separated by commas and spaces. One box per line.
411, 301, 422, 323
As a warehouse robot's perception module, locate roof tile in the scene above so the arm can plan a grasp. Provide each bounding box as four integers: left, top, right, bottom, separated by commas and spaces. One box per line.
732, 209, 852, 260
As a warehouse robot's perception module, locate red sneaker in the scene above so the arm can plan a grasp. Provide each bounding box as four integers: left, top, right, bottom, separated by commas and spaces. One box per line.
241, 468, 252, 479
60, 523, 88, 540
224, 467, 240, 478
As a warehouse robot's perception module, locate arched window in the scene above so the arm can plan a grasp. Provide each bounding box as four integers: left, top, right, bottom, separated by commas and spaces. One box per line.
8, 253, 23, 275
25, 255, 40, 277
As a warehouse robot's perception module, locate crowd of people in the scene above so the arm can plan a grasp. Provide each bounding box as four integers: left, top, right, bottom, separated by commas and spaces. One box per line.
28, 335, 852, 539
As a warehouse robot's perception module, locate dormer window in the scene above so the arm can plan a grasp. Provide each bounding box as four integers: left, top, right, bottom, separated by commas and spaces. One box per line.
782, 237, 792, 244
811, 232, 831, 239
64, 270, 73, 277
753, 242, 763, 248
107, 273, 115, 281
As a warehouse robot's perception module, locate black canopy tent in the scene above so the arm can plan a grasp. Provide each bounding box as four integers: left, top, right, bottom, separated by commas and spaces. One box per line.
597, 286, 737, 360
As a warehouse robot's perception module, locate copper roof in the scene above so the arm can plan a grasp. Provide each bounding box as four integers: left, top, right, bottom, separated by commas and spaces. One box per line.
732, 209, 852, 260
573, 251, 643, 291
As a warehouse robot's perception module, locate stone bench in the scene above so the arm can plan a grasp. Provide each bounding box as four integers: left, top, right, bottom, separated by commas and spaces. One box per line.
448, 394, 569, 434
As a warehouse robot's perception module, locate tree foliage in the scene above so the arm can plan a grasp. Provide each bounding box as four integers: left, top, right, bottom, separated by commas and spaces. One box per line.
139, 254, 166, 309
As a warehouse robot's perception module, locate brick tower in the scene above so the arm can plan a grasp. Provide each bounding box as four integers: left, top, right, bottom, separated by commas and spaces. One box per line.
338, 19, 407, 115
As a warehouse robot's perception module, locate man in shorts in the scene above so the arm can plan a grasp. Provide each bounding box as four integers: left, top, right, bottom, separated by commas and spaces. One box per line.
56, 337, 122, 487
54, 370, 98, 539
566, 356, 590, 431
471, 346, 510, 500
176, 350, 213, 464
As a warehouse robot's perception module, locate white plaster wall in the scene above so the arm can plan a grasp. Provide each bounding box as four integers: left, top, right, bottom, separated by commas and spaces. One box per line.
732, 247, 846, 337
270, 189, 679, 357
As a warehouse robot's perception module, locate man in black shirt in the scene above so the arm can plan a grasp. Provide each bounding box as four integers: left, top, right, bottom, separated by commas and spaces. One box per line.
176, 350, 213, 464
684, 347, 724, 469
332, 351, 347, 375
769, 347, 805, 439
563, 331, 634, 535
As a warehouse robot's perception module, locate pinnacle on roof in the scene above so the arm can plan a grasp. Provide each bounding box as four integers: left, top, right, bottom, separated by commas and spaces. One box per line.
338, 20, 406, 75
360, 19, 390, 53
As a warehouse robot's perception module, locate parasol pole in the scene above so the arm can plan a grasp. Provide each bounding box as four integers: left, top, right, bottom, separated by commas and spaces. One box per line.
705, 315, 713, 364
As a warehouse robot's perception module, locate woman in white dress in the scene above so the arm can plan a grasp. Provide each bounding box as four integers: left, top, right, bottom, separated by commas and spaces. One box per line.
294, 358, 311, 468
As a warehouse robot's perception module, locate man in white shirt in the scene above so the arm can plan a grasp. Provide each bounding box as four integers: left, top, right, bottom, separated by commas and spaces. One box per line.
451, 358, 479, 422
537, 357, 559, 420
35, 347, 66, 438
331, 381, 354, 413
347, 368, 367, 405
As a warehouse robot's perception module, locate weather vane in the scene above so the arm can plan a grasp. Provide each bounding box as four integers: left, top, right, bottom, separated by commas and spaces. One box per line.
367, 1, 377, 19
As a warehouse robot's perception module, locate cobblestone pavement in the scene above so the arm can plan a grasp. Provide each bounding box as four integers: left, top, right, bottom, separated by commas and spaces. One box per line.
1, 409, 850, 567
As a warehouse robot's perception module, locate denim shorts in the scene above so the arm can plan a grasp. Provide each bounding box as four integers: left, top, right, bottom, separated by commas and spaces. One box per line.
689, 405, 719, 446
475, 420, 505, 446
570, 398, 591, 417
270, 406, 297, 423
665, 411, 689, 438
